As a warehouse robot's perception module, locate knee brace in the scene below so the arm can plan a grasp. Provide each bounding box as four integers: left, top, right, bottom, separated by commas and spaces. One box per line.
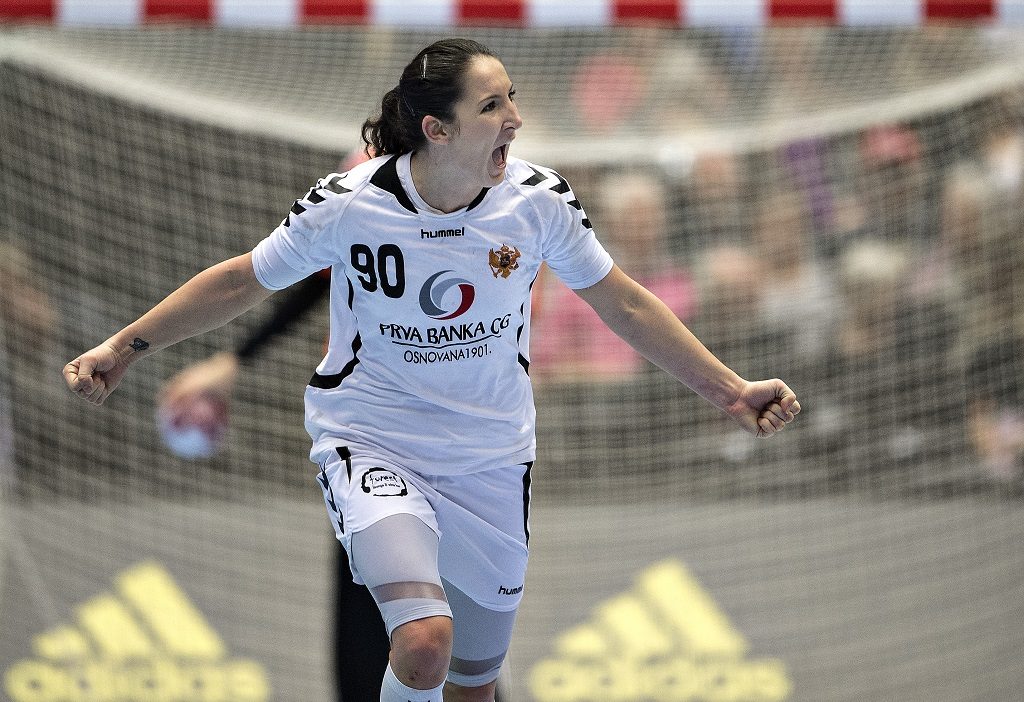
350, 514, 452, 636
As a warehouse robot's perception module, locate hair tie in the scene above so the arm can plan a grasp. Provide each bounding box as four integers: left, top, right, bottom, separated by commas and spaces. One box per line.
421, 55, 428, 79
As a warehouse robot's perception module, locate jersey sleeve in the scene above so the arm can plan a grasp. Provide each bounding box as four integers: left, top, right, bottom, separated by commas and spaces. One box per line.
529, 167, 614, 290
251, 174, 352, 290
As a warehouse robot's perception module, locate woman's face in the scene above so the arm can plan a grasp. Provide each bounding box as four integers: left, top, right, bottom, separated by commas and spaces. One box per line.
443, 55, 523, 187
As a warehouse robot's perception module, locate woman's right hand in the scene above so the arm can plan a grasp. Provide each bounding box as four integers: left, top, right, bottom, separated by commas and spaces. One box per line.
63, 342, 129, 406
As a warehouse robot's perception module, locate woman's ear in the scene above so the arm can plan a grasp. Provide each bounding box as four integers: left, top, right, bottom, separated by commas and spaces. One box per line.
421, 115, 451, 145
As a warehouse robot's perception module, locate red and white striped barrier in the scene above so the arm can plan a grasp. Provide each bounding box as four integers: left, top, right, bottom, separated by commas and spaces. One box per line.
2, 0, 1023, 27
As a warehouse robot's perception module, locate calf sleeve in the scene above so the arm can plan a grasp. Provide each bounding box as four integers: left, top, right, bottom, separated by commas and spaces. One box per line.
444, 578, 517, 688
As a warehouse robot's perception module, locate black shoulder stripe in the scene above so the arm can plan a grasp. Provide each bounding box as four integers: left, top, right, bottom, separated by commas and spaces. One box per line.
521, 167, 547, 187
520, 166, 570, 195
520, 166, 591, 229
550, 172, 571, 195
323, 174, 352, 194
283, 200, 306, 227
369, 155, 417, 214
284, 175, 352, 228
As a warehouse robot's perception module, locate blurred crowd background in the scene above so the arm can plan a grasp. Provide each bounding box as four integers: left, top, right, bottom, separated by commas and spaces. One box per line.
1, 24, 1022, 502
2, 22, 1024, 702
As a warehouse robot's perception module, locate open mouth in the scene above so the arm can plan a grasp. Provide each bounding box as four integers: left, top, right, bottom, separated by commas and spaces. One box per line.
492, 143, 509, 170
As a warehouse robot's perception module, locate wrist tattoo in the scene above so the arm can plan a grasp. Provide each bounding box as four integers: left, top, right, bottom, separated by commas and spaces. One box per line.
130, 338, 150, 352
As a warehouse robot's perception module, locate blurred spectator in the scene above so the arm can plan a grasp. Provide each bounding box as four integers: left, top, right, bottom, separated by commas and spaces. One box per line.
980, 121, 1024, 194
751, 188, 838, 360
0, 243, 54, 362
913, 162, 990, 304
689, 243, 790, 388
963, 214, 1024, 487
758, 28, 831, 120
570, 49, 649, 135
569, 28, 734, 136
858, 124, 930, 245
680, 244, 789, 468
648, 34, 735, 133
818, 188, 872, 262
780, 137, 836, 243
807, 239, 961, 489
676, 150, 748, 253
972, 98, 1024, 196
569, 27, 661, 136
531, 169, 697, 381
967, 333, 1024, 487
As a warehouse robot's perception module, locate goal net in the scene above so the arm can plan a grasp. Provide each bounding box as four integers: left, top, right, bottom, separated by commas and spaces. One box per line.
1, 20, 1022, 702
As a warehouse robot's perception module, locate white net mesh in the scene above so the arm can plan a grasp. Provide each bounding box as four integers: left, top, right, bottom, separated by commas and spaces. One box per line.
1, 24, 1023, 702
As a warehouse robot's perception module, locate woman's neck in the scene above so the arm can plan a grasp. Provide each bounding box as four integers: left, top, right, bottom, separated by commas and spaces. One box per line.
409, 151, 478, 214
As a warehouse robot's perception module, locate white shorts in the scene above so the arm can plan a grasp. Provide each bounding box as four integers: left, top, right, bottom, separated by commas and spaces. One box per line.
316, 446, 532, 611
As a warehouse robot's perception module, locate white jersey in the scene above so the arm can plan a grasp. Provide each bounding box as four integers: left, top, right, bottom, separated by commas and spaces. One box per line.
252, 153, 613, 475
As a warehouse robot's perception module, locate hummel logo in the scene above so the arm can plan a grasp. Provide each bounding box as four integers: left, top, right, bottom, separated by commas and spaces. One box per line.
2, 561, 271, 702
528, 559, 792, 702
421, 227, 465, 239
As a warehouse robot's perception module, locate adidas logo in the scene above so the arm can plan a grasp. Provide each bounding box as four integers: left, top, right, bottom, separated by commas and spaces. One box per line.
3, 561, 270, 702
527, 559, 792, 702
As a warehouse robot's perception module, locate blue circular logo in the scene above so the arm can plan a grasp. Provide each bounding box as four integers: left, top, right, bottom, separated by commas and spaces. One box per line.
419, 271, 476, 320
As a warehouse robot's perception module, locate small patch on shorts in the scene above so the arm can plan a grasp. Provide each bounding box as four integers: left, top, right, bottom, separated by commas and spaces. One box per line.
361, 468, 409, 497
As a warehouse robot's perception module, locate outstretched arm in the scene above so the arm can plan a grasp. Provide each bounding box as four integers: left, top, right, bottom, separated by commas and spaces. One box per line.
64, 253, 274, 405
574, 265, 800, 437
